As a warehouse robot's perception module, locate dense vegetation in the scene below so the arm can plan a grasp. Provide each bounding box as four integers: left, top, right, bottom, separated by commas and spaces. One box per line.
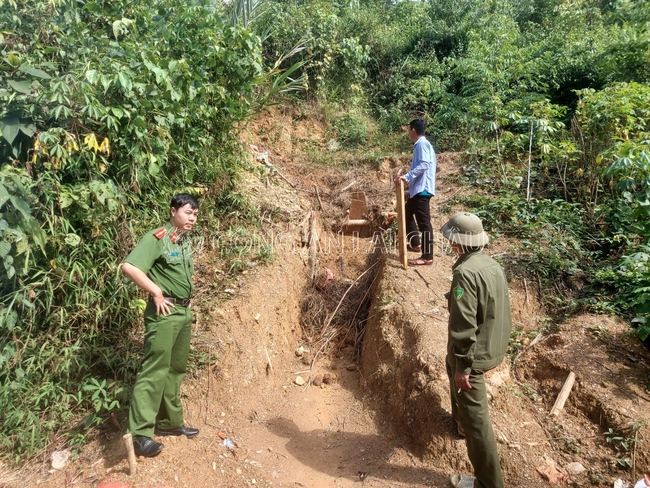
255, 0, 650, 332
2, 0, 650, 462
0, 0, 265, 460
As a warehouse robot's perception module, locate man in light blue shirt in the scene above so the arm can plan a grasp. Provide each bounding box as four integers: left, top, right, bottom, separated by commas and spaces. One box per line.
395, 119, 437, 265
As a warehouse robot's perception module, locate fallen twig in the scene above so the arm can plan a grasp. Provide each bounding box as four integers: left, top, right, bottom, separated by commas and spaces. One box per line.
414, 269, 430, 288
514, 333, 544, 362
275, 168, 296, 188
339, 181, 356, 193
523, 277, 529, 306
314, 184, 324, 210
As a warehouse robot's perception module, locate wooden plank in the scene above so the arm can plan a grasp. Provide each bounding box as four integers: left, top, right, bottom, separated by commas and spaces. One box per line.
349, 192, 367, 219
550, 371, 576, 416
396, 180, 408, 269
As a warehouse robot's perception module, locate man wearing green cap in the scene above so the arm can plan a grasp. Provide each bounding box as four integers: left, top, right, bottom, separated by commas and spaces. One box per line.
440, 212, 512, 488
122, 193, 201, 457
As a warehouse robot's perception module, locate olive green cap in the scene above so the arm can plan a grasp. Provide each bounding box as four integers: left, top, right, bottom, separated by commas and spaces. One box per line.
440, 212, 489, 247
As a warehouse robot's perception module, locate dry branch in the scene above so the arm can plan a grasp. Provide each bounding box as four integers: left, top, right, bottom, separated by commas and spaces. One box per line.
514, 333, 544, 362
339, 181, 357, 193
414, 269, 430, 288
314, 184, 324, 210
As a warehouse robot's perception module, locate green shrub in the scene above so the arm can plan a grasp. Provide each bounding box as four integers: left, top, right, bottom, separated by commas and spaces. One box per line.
0, 0, 262, 460
333, 113, 368, 147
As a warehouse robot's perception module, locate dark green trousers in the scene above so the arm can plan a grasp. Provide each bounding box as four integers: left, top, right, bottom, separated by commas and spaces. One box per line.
129, 302, 192, 437
447, 357, 504, 488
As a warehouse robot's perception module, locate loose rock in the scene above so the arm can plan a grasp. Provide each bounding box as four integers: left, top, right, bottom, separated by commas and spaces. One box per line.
565, 462, 585, 475
312, 375, 323, 387
536, 456, 566, 484
323, 373, 337, 384
51, 450, 70, 470
295, 375, 306, 386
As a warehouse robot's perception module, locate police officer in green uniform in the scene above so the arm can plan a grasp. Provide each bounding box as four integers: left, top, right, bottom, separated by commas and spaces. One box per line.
122, 193, 200, 457
440, 212, 512, 488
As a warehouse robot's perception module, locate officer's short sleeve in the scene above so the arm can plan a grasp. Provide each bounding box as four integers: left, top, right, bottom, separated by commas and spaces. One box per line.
124, 232, 160, 273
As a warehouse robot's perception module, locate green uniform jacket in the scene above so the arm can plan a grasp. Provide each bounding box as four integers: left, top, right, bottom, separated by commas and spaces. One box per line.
447, 251, 511, 375
124, 222, 194, 299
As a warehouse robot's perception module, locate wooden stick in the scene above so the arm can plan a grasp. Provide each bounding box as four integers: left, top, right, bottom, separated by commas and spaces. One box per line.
414, 269, 430, 288
314, 184, 324, 210
205, 344, 212, 424
308, 211, 319, 281
123, 433, 137, 475
344, 219, 371, 226
339, 181, 356, 193
514, 333, 544, 362
258, 153, 295, 188
396, 179, 408, 269
523, 278, 530, 306
277, 168, 295, 187
550, 372, 576, 416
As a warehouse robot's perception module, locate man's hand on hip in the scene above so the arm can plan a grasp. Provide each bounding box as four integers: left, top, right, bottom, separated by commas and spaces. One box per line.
454, 371, 471, 392
153, 293, 175, 316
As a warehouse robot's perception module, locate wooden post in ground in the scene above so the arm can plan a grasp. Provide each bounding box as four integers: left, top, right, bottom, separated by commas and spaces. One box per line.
123, 433, 137, 475
550, 371, 576, 416
396, 179, 408, 269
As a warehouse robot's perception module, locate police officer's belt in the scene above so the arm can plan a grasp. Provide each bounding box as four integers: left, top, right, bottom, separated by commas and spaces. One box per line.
164, 296, 191, 307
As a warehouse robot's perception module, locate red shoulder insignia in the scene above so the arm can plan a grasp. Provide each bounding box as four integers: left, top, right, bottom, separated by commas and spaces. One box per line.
153, 227, 167, 240
170, 232, 178, 244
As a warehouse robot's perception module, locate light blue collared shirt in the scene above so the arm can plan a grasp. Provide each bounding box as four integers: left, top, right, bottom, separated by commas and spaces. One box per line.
404, 136, 436, 197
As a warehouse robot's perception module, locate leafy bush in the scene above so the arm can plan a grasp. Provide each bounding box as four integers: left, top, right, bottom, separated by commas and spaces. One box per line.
0, 0, 263, 460
333, 113, 368, 148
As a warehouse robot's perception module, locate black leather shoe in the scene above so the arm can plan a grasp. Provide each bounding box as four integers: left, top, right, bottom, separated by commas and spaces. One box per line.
133, 436, 164, 457
154, 425, 199, 438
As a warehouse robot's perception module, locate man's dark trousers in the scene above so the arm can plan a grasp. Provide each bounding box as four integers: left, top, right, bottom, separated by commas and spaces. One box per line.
405, 194, 433, 259
446, 358, 504, 488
